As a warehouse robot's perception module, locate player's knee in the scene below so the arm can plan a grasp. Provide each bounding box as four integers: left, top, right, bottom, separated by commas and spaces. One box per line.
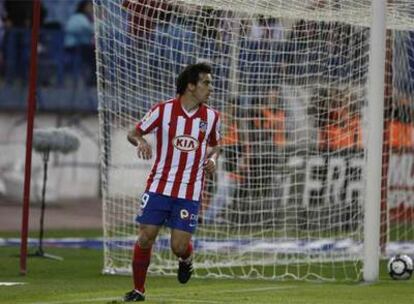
170, 240, 188, 257
138, 234, 156, 249
138, 237, 154, 249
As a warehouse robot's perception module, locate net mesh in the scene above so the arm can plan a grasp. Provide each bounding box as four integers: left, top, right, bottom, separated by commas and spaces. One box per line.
94, 0, 414, 280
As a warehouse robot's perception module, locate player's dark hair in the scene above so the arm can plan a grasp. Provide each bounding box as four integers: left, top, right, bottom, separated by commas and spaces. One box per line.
76, 0, 91, 14
176, 62, 212, 95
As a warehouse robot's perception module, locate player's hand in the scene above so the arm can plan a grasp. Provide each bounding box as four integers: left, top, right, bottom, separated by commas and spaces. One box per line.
204, 158, 216, 174
136, 139, 152, 160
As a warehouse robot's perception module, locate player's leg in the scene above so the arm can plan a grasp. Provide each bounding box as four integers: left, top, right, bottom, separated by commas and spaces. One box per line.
171, 229, 194, 284
167, 198, 199, 284
124, 192, 169, 302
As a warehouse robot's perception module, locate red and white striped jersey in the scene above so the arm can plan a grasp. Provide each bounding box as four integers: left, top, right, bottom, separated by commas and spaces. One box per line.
136, 98, 221, 201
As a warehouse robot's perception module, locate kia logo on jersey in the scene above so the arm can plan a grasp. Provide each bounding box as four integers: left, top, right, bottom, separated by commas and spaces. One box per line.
173, 135, 199, 152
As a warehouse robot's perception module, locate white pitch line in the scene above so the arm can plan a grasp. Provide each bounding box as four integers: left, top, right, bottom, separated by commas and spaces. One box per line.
214, 285, 296, 293
31, 297, 119, 304
31, 296, 225, 304
0, 282, 27, 286
30, 286, 295, 304
151, 297, 224, 303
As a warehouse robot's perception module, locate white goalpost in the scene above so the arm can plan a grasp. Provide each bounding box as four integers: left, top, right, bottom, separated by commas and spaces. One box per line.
363, 0, 386, 282
94, 0, 414, 281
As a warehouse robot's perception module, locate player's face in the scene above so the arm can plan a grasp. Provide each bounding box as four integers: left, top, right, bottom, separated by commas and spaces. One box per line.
191, 73, 213, 104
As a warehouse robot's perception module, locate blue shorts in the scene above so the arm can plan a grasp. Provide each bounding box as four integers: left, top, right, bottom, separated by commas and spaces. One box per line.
135, 191, 200, 234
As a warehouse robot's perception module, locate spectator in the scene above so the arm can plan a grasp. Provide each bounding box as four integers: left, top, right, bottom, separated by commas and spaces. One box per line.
147, 4, 196, 99
42, 0, 80, 29
251, 87, 286, 147
153, 5, 196, 70
318, 89, 363, 151
387, 95, 414, 150
122, 0, 170, 41
234, 88, 286, 224
215, 11, 233, 48
64, 0, 95, 86
205, 98, 245, 223
283, 86, 318, 148
3, 0, 47, 83
4, 0, 46, 28
250, 16, 285, 41
0, 0, 5, 74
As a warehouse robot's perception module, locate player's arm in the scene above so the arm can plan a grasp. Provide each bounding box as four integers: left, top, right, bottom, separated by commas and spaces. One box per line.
207, 145, 220, 162
128, 104, 161, 160
204, 145, 220, 174
127, 128, 152, 160
205, 145, 220, 173
204, 112, 222, 174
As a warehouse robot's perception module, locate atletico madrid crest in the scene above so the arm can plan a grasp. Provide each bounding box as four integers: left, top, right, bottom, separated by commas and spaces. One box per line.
199, 121, 207, 132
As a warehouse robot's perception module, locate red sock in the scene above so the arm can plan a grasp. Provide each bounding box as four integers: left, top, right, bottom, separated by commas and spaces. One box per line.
132, 243, 152, 293
180, 242, 193, 260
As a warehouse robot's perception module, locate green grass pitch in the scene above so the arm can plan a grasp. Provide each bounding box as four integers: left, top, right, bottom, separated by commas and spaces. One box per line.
0, 230, 413, 304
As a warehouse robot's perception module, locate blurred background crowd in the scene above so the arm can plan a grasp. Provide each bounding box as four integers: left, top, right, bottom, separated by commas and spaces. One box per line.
0, 0, 413, 221
1, 0, 413, 150
0, 0, 96, 111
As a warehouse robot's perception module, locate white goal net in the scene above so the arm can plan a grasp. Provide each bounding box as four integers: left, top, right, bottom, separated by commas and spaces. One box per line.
94, 0, 414, 280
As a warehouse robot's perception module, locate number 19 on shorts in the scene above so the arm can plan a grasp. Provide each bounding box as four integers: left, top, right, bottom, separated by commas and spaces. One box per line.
138, 193, 149, 216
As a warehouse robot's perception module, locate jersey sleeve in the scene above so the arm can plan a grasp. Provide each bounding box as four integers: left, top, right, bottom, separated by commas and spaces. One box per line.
136, 104, 161, 135
209, 112, 221, 147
